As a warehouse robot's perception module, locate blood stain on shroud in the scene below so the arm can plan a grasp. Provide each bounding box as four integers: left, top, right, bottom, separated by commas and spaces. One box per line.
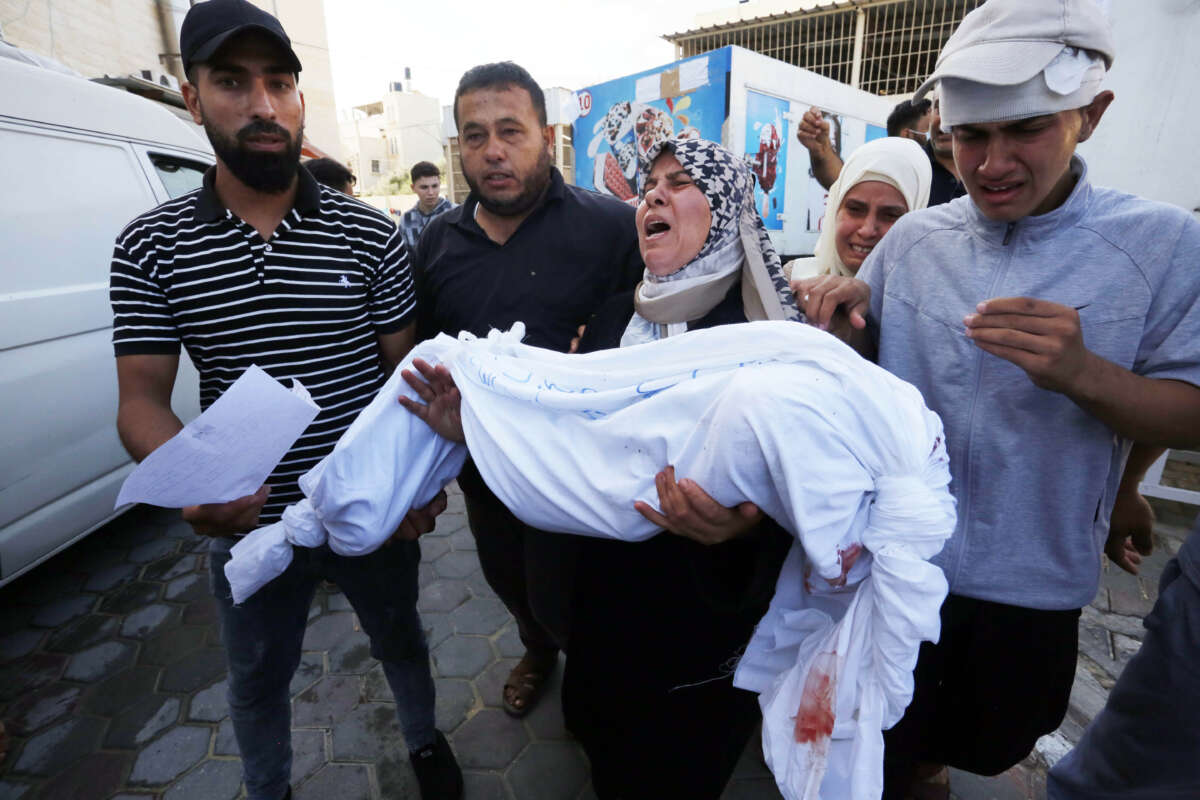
794, 651, 837, 744
827, 543, 863, 588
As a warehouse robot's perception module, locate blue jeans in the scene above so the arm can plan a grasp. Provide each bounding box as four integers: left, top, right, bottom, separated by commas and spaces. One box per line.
209, 537, 436, 800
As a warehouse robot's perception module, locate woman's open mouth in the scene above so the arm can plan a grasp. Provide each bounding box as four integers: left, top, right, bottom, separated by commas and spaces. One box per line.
644, 216, 671, 240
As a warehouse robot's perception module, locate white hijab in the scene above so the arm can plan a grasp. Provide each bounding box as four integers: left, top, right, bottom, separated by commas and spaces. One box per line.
790, 137, 932, 281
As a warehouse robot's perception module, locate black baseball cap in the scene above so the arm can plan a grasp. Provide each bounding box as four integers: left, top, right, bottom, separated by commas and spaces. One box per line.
180, 0, 303, 76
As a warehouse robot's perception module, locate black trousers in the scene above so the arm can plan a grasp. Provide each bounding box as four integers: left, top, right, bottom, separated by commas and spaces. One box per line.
458, 460, 568, 655
562, 529, 790, 800
882, 593, 1081, 798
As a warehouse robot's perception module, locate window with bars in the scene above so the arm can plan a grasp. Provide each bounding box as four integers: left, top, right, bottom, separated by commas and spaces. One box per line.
674, 8, 859, 86
669, 0, 983, 96
858, 0, 984, 95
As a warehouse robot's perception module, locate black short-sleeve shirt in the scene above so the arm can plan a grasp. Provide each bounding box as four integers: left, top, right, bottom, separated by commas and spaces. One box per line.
926, 141, 967, 207
413, 167, 644, 351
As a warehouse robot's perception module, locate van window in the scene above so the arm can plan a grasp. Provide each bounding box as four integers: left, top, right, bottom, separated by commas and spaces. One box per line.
0, 126, 158, 297
150, 154, 208, 199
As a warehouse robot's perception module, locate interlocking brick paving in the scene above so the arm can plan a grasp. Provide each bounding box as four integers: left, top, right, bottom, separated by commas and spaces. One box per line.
1, 484, 1192, 798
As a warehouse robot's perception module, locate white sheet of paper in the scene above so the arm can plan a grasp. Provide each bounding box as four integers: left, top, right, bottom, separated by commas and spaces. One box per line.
115, 365, 320, 509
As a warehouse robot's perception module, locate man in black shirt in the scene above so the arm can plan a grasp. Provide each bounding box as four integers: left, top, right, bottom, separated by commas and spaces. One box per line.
797, 91, 965, 208
924, 89, 967, 207
886, 97, 932, 139
414, 62, 642, 716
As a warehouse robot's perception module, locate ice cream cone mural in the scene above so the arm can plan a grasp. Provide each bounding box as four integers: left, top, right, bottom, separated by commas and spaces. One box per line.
753, 113, 782, 218
574, 51, 729, 203
585, 101, 704, 202
744, 91, 790, 230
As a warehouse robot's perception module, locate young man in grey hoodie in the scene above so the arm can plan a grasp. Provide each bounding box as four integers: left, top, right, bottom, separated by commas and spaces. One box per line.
796, 1, 1200, 797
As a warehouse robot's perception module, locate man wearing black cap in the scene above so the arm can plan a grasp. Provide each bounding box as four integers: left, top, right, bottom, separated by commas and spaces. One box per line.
109, 2, 462, 798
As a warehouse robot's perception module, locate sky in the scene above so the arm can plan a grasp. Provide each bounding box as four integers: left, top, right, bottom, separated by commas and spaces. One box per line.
323, 0, 733, 115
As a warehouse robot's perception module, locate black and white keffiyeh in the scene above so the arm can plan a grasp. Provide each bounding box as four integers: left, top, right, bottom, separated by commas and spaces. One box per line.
622, 138, 803, 347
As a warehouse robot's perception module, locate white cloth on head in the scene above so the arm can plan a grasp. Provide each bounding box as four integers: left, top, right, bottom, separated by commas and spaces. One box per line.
225, 321, 955, 800
788, 137, 931, 282
938, 46, 1107, 127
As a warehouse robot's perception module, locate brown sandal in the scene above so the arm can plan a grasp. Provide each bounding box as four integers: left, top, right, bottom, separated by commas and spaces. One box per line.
502, 651, 556, 718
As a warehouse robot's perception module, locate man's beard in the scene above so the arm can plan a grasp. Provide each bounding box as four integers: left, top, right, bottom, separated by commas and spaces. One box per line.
204, 117, 303, 194
930, 133, 953, 161
462, 147, 552, 217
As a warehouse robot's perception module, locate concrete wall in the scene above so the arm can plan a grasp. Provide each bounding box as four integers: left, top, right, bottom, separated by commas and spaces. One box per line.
1077, 0, 1200, 213
340, 88, 444, 194
0, 0, 342, 159
340, 115, 392, 194
254, 0, 341, 159
384, 91, 444, 169
0, 0, 183, 80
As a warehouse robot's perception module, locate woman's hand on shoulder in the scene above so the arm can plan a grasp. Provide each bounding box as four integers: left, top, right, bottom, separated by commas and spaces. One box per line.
635, 466, 763, 545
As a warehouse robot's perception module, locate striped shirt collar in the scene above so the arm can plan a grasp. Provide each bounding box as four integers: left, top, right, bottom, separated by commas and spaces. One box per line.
194, 164, 322, 223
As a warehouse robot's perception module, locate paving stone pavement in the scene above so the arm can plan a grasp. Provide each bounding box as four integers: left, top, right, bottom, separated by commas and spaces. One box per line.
0, 484, 774, 800
0, 483, 1193, 799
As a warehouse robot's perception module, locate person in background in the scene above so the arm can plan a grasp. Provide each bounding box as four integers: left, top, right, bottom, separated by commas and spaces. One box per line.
923, 88, 967, 206
785, 136, 930, 283
795, 106, 844, 190
796, 1, 1200, 797
108, 2, 460, 797
400, 161, 455, 251
412, 61, 643, 718
798, 94, 964, 207
303, 156, 355, 195
886, 97, 933, 140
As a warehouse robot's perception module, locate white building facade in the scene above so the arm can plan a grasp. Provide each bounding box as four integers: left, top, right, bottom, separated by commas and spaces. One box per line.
340, 81, 444, 195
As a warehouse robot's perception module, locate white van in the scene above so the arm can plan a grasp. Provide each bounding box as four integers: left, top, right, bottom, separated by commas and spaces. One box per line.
0, 50, 213, 586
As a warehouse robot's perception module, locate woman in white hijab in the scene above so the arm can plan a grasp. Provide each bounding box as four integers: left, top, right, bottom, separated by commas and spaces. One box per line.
786, 136, 931, 281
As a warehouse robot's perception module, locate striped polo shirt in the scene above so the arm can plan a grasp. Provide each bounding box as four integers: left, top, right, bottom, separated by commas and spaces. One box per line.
110, 166, 415, 525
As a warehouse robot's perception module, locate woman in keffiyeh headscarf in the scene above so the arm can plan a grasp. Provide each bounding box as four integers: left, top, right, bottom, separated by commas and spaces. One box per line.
785, 136, 931, 282
560, 138, 800, 799
608, 136, 805, 346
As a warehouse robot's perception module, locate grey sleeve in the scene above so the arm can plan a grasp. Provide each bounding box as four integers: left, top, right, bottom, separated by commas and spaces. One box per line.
856, 244, 888, 349
1134, 216, 1200, 387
